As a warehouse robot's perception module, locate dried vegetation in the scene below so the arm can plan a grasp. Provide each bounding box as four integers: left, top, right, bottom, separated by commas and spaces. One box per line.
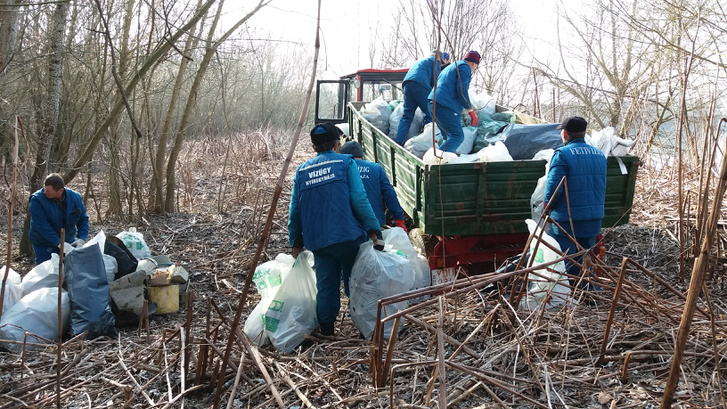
1, 134, 726, 409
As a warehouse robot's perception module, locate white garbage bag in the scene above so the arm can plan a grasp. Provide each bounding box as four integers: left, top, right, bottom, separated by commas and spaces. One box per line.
244, 253, 295, 345
0, 266, 23, 316
21, 253, 60, 296
349, 241, 415, 339
263, 251, 318, 353
116, 228, 152, 260
0, 287, 70, 351
477, 141, 513, 162
405, 123, 442, 159
519, 219, 572, 311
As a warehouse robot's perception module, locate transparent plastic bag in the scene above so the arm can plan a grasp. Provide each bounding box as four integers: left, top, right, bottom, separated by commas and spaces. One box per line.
263, 251, 318, 353
21, 253, 60, 296
0, 287, 70, 351
244, 253, 295, 345
349, 241, 415, 339
519, 219, 572, 311
116, 228, 152, 260
0, 266, 23, 316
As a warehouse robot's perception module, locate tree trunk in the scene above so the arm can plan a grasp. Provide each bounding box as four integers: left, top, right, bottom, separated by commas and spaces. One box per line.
20, 2, 70, 258
149, 0, 204, 214
164, 0, 269, 212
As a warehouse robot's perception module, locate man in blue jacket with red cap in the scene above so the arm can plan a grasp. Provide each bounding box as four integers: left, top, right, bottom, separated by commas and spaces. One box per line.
288, 123, 381, 336
29, 173, 90, 264
428, 50, 480, 153
339, 141, 407, 232
395, 51, 449, 145
543, 116, 607, 289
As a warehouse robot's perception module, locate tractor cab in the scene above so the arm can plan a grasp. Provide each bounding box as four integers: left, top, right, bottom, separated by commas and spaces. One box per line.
314, 68, 408, 125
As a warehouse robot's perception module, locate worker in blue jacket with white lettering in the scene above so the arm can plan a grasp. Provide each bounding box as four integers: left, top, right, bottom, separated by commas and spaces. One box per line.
428, 50, 480, 153
543, 116, 607, 289
29, 173, 90, 264
288, 123, 381, 336
395, 51, 449, 145
339, 141, 407, 232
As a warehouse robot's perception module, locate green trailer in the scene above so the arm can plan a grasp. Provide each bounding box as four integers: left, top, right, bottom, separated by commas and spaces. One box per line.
346, 101, 639, 280
314, 69, 639, 282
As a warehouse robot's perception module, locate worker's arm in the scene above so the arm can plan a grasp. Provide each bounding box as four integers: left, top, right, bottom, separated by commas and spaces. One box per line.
346, 158, 380, 234
29, 196, 61, 247
377, 165, 404, 222
287, 170, 304, 249
455, 64, 474, 110
543, 151, 568, 209
73, 194, 90, 240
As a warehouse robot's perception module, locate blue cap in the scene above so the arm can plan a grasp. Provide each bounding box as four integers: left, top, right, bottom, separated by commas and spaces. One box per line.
443, 52, 450, 60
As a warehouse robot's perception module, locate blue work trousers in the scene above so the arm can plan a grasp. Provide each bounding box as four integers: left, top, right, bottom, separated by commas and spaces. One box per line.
553, 234, 598, 290
429, 103, 464, 153
312, 238, 365, 324
396, 82, 432, 145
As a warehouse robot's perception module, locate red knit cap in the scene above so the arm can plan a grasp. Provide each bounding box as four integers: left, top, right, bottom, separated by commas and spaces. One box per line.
464, 50, 480, 65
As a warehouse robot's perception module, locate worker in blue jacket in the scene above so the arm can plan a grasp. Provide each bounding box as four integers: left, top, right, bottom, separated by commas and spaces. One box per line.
339, 141, 407, 232
288, 123, 381, 336
543, 116, 607, 289
428, 50, 480, 153
395, 51, 449, 145
29, 173, 90, 264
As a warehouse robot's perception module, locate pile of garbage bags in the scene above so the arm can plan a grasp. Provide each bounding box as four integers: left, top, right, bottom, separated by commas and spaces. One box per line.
358, 92, 635, 165
0, 228, 188, 352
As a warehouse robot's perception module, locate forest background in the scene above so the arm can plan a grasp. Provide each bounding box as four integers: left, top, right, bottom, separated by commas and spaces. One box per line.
0, 0, 725, 259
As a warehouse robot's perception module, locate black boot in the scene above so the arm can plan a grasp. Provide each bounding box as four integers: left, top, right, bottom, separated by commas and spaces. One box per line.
319, 322, 335, 336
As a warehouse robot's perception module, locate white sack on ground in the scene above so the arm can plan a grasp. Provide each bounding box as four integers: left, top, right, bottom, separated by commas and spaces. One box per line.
0, 287, 70, 351
0, 267, 22, 316
244, 253, 295, 346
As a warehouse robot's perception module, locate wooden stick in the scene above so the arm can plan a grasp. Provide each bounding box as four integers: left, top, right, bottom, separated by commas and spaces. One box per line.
57, 229, 65, 409
598, 257, 628, 364
211, 3, 323, 407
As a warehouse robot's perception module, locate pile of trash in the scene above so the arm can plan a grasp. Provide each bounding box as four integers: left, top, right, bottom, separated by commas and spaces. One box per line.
0, 228, 189, 352
244, 227, 430, 352
358, 93, 635, 165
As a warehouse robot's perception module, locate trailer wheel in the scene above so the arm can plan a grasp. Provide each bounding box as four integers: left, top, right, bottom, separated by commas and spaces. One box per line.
409, 228, 434, 258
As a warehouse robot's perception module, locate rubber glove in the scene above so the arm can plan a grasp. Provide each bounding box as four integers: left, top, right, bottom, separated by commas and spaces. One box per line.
72, 238, 85, 247
292, 246, 303, 258
368, 229, 385, 251
395, 219, 407, 233
468, 110, 479, 126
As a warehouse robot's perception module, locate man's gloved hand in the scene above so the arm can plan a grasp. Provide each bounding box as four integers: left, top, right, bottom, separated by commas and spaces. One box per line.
468, 110, 479, 127
72, 238, 85, 247
367, 229, 385, 251
395, 219, 407, 233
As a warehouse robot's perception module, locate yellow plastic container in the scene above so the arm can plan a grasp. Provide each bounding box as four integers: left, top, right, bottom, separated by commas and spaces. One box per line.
148, 285, 179, 314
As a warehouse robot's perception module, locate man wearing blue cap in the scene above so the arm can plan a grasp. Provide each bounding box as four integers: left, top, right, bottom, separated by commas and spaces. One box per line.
428, 50, 480, 153
395, 51, 449, 145
339, 140, 407, 232
543, 116, 607, 289
288, 123, 381, 336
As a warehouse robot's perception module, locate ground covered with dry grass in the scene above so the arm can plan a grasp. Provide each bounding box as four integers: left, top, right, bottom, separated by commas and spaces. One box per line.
1, 134, 726, 409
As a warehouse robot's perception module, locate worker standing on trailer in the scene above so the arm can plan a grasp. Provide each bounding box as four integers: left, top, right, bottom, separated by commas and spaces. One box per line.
339, 140, 407, 232
428, 50, 480, 153
288, 123, 381, 336
543, 116, 607, 289
395, 51, 449, 146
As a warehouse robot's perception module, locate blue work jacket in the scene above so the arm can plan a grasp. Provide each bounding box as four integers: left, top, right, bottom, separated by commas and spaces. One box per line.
352, 158, 404, 226
428, 60, 473, 112
29, 187, 89, 248
404, 55, 442, 89
288, 151, 380, 252
543, 138, 607, 237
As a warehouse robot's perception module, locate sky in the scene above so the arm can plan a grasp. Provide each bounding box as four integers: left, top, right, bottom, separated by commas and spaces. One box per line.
224, 0, 568, 79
